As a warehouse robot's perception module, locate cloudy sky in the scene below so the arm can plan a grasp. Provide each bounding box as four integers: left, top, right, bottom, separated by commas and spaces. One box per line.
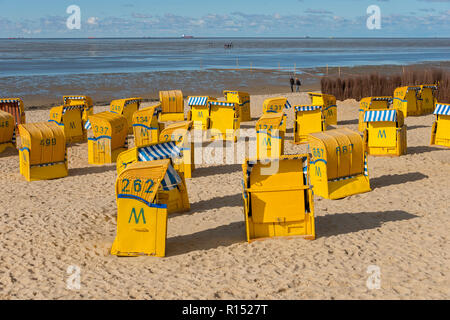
0, 0, 449, 38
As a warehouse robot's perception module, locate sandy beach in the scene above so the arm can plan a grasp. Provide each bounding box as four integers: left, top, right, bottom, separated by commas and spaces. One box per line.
0, 92, 449, 300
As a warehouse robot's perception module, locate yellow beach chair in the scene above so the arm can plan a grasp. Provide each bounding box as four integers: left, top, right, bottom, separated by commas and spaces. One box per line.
0, 110, 16, 153
111, 159, 189, 257
18, 122, 68, 181
132, 104, 163, 147
209, 101, 240, 142
358, 97, 393, 132
110, 98, 142, 134
117, 122, 194, 178
308, 92, 337, 126
417, 85, 438, 115
159, 90, 185, 122
363, 109, 407, 156
0, 98, 26, 128
187, 96, 212, 130
393, 86, 421, 117
224, 90, 251, 122
242, 154, 315, 242
63, 95, 94, 125
308, 128, 371, 200
431, 103, 450, 148
262, 97, 291, 114
86, 112, 128, 165
256, 112, 286, 158
49, 104, 87, 143
293, 105, 326, 144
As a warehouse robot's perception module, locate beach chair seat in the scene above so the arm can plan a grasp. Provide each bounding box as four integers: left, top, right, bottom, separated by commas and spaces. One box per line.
132, 104, 163, 147
363, 109, 407, 156
0, 98, 26, 128
308, 128, 371, 200
431, 103, 450, 148
111, 159, 188, 257
187, 96, 212, 131
224, 90, 251, 122
49, 104, 87, 143
358, 97, 393, 132
0, 110, 16, 153
242, 154, 315, 242
86, 112, 128, 165
110, 97, 142, 134
308, 92, 337, 126
63, 95, 94, 125
159, 90, 185, 122
256, 112, 286, 158
393, 86, 421, 117
418, 85, 438, 115
293, 105, 326, 144
18, 122, 68, 181
209, 101, 240, 142
262, 97, 291, 114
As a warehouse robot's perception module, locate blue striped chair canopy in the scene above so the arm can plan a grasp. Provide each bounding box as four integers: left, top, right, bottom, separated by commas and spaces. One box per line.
434, 104, 450, 116
364, 109, 398, 122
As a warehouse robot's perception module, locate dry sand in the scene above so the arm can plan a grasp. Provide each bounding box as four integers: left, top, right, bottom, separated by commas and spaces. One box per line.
0, 92, 449, 299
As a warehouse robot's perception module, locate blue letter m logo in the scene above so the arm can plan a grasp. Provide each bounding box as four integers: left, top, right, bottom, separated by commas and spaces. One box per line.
129, 208, 146, 224
377, 130, 387, 139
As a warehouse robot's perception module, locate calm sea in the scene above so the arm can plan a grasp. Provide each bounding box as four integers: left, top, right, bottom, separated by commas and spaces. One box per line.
1, 38, 450, 77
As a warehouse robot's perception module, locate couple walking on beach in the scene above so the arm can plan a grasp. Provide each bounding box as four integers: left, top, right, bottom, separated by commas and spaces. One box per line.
290, 77, 302, 92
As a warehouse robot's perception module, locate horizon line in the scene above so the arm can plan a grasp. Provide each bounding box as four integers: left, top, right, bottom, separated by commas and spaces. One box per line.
1, 36, 450, 40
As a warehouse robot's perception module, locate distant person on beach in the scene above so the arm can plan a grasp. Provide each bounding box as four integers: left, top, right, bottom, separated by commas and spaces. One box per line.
290, 77, 295, 92
296, 78, 302, 92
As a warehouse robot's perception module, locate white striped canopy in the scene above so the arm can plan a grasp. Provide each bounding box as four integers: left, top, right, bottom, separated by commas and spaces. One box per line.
364, 110, 398, 122
209, 101, 235, 107
434, 104, 450, 116
188, 96, 209, 106
161, 164, 182, 191
295, 105, 322, 112
285, 100, 292, 109
0, 99, 21, 103
138, 142, 182, 162
84, 120, 92, 130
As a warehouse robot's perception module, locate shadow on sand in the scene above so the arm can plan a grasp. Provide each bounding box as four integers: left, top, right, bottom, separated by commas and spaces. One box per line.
371, 172, 428, 189
407, 146, 443, 155
316, 210, 417, 238
69, 164, 117, 177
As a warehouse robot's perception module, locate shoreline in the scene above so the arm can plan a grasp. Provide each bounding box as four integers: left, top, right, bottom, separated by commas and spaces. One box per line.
2, 61, 449, 110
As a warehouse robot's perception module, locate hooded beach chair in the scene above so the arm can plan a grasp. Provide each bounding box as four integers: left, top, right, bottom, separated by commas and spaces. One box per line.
63, 95, 94, 125
132, 104, 163, 147
187, 96, 212, 131
242, 154, 315, 242
293, 105, 326, 144
358, 97, 393, 132
256, 112, 286, 158
308, 92, 337, 126
117, 122, 194, 179
111, 159, 188, 257
110, 98, 142, 134
262, 97, 292, 114
115, 144, 190, 214
431, 103, 450, 148
0, 110, 16, 153
49, 104, 87, 143
393, 86, 421, 117
308, 128, 371, 200
85, 112, 128, 165
417, 85, 438, 115
0, 98, 26, 128
18, 122, 68, 181
224, 90, 251, 122
209, 100, 240, 142
159, 90, 185, 122
363, 109, 407, 156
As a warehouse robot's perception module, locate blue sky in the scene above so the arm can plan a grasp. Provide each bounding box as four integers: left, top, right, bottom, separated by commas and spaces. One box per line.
0, 0, 449, 37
